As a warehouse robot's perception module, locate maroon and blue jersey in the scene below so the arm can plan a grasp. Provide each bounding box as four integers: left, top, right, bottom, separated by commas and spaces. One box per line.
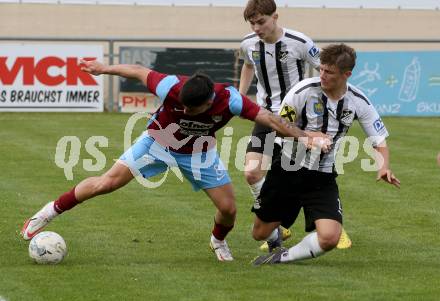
145, 71, 260, 154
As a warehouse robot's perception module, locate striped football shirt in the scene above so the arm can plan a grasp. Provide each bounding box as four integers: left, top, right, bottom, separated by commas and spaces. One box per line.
239, 28, 320, 113
278, 77, 389, 173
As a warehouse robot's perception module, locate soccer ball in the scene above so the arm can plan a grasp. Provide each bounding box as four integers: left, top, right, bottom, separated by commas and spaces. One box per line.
28, 231, 67, 264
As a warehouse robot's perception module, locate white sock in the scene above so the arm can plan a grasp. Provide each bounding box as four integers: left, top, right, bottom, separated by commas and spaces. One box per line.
211, 235, 223, 244
249, 177, 265, 203
266, 227, 279, 243
281, 232, 325, 263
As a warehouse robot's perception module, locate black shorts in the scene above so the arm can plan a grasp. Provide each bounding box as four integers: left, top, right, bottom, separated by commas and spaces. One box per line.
251, 152, 343, 232
246, 123, 276, 155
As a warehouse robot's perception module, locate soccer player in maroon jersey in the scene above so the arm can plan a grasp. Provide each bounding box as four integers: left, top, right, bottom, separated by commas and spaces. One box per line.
21, 59, 330, 262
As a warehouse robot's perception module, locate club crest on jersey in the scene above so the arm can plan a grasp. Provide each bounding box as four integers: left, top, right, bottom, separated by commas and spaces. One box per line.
278, 51, 289, 63
313, 99, 324, 116
212, 115, 223, 123
340, 109, 354, 125
308, 45, 320, 57
252, 51, 260, 63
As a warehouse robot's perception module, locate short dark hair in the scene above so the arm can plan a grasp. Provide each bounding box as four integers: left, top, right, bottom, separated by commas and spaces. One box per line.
243, 0, 277, 21
320, 44, 357, 72
179, 73, 214, 107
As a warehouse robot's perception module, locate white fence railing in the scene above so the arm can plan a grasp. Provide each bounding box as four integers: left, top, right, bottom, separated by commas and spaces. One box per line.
0, 0, 439, 10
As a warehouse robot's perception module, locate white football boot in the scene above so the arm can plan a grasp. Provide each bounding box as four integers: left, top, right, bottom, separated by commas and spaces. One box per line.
21, 201, 59, 240
210, 236, 233, 261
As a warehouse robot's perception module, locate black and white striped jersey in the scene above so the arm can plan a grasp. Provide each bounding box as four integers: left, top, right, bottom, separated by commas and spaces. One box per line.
239, 28, 320, 113
278, 77, 389, 173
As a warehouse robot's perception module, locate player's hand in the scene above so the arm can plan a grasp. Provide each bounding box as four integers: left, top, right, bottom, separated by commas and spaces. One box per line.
376, 168, 400, 188
80, 59, 107, 75
303, 131, 332, 153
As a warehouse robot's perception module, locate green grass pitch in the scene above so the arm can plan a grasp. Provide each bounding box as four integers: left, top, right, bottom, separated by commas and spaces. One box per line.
0, 113, 439, 301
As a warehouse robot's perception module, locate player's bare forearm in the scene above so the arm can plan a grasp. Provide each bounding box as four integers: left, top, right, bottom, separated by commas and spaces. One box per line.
374, 142, 390, 170
239, 63, 255, 95
374, 141, 400, 188
254, 108, 306, 139
80, 59, 150, 84
106, 64, 151, 83
254, 109, 332, 152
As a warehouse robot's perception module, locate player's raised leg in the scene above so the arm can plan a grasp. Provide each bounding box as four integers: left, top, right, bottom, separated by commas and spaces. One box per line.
21, 161, 134, 240
205, 183, 236, 261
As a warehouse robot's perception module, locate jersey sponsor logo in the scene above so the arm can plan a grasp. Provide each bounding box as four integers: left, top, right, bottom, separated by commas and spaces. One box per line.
308, 46, 320, 58
373, 118, 385, 132
252, 51, 261, 63
179, 119, 214, 136
265, 51, 274, 58
278, 50, 289, 63
280, 104, 296, 122
313, 99, 324, 116
340, 109, 354, 125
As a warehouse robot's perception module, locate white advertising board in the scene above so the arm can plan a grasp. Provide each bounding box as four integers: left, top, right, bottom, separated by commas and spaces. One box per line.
0, 44, 104, 112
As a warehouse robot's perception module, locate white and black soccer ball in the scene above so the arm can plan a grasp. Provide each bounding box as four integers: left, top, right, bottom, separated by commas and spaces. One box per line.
28, 231, 67, 264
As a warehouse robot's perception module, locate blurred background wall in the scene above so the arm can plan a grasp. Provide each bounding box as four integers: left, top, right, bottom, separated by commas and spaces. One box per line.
1, 2, 439, 113
1, 3, 440, 50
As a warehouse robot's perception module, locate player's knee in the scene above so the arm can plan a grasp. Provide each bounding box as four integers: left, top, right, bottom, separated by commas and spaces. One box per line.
224, 205, 237, 219
217, 201, 236, 219
244, 169, 262, 185
318, 232, 340, 251
252, 229, 267, 241
251, 224, 271, 241
252, 229, 273, 241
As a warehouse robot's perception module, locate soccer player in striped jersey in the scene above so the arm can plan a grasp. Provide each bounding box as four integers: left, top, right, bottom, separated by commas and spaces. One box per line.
252, 44, 400, 266
20, 59, 331, 262
239, 0, 351, 250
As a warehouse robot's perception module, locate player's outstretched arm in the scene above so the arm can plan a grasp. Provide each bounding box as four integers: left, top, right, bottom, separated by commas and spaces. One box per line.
254, 108, 332, 152
80, 59, 151, 84
374, 140, 400, 188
